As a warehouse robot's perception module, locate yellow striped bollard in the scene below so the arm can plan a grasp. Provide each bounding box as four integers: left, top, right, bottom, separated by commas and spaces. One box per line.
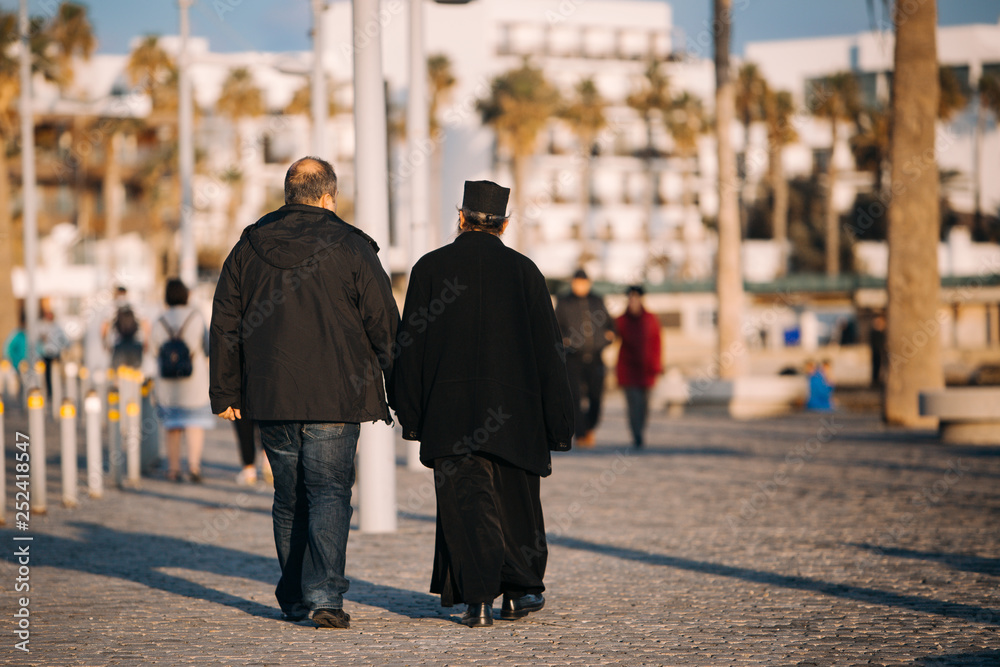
27, 389, 47, 515
60, 400, 78, 508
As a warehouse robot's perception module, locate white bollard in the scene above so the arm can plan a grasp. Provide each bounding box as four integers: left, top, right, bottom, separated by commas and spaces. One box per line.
406, 440, 422, 472
125, 398, 141, 486
34, 361, 48, 412
358, 421, 397, 533
27, 388, 47, 515
85, 390, 103, 499
50, 360, 63, 420
64, 361, 79, 412
60, 400, 78, 508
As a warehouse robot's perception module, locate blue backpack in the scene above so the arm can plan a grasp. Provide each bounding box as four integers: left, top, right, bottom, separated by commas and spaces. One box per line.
158, 313, 196, 379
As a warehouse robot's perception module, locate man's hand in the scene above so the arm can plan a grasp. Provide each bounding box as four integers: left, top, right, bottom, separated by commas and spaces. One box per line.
218, 407, 242, 421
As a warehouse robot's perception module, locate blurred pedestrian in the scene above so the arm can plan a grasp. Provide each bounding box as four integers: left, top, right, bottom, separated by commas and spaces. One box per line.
390, 180, 574, 628
233, 415, 271, 486
3, 305, 33, 380
104, 285, 146, 371
870, 314, 887, 387
151, 278, 213, 482
38, 300, 70, 399
211, 156, 399, 629
555, 268, 615, 448
805, 359, 835, 411
615, 286, 662, 448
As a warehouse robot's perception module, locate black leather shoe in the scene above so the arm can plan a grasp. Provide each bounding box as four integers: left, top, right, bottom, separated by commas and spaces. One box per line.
500, 593, 544, 620
312, 608, 351, 629
460, 602, 493, 627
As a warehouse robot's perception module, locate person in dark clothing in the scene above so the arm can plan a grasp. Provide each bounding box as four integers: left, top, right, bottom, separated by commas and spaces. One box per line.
870, 314, 887, 387
555, 268, 615, 448
210, 156, 399, 629
615, 286, 662, 448
389, 180, 574, 628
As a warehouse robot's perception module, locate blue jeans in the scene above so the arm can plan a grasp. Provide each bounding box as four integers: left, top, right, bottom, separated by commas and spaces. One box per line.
259, 421, 360, 614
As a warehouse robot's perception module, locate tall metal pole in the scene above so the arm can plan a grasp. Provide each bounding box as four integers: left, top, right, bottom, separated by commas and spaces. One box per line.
311, 0, 328, 157
19, 0, 39, 378
178, 0, 197, 287
353, 0, 396, 534
404, 0, 428, 471
407, 0, 429, 263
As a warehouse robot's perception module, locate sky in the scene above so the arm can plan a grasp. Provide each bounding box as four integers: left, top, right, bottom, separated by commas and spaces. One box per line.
2, 0, 999, 56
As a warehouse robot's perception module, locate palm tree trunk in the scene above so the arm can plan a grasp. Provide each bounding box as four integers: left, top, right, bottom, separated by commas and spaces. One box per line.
714, 0, 744, 379
579, 146, 593, 256
644, 117, 655, 245
103, 130, 124, 276
825, 119, 840, 276
884, 0, 943, 426
430, 142, 444, 250
511, 152, 527, 253
0, 133, 17, 341
770, 144, 789, 277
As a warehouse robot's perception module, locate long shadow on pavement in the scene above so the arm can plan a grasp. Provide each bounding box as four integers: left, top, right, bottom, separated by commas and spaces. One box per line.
847, 543, 1000, 577
549, 534, 1000, 626
0, 522, 444, 621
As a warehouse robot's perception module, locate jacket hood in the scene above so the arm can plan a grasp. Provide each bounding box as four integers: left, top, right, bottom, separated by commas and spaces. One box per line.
245, 204, 378, 269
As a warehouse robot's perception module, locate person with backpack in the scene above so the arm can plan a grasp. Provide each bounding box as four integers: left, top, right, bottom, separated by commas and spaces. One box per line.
152, 278, 213, 482
103, 285, 147, 371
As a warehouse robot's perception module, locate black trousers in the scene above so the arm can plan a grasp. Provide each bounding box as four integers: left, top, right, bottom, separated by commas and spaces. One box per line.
431, 453, 546, 606
233, 415, 258, 467
565, 353, 605, 438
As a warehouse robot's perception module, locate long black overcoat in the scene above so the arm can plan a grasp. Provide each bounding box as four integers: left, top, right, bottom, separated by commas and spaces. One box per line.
388, 231, 574, 477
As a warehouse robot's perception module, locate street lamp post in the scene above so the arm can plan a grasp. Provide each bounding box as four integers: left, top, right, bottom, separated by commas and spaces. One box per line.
353, 0, 396, 534
19, 0, 39, 377
178, 0, 197, 288
311, 0, 328, 157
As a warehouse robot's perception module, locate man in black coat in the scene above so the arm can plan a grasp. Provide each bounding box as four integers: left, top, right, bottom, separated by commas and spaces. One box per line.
389, 180, 574, 628
555, 268, 615, 448
210, 156, 399, 629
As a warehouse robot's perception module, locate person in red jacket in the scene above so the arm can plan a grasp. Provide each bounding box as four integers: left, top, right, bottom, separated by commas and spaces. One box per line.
615, 286, 662, 448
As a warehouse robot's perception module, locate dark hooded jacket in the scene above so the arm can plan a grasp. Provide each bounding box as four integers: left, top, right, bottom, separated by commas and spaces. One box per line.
210, 204, 400, 423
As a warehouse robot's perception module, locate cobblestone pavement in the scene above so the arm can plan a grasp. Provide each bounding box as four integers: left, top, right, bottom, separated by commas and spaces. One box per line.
2, 395, 999, 666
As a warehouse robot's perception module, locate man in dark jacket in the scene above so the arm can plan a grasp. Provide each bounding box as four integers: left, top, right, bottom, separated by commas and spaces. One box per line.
210, 156, 399, 629
389, 180, 574, 628
555, 268, 615, 448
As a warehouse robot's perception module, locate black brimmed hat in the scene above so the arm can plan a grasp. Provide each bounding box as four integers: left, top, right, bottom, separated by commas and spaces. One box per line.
462, 180, 510, 218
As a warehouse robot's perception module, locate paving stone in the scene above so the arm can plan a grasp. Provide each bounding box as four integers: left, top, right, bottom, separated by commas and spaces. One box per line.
1, 396, 998, 665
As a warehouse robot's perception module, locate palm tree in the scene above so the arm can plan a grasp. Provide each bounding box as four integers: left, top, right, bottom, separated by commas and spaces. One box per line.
0, 3, 93, 340
812, 71, 860, 276
626, 59, 671, 243
665, 91, 706, 278
427, 54, 456, 248
559, 77, 607, 258
884, 0, 943, 426
216, 67, 266, 246
714, 0, 744, 379
127, 35, 177, 120
973, 73, 1000, 224
476, 59, 560, 252
763, 87, 797, 276
938, 66, 967, 122
735, 63, 768, 234
850, 105, 890, 198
